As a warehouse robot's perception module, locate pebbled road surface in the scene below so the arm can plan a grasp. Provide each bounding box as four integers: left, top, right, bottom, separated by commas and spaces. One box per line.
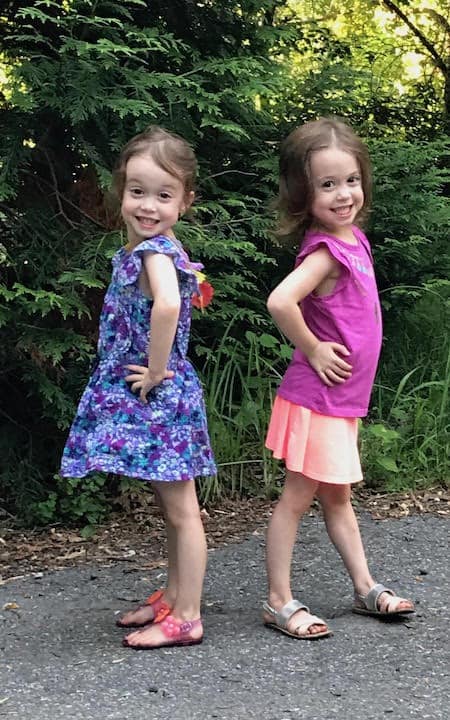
1, 513, 448, 720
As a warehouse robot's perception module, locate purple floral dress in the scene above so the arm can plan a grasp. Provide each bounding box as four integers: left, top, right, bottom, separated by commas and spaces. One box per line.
60, 236, 216, 482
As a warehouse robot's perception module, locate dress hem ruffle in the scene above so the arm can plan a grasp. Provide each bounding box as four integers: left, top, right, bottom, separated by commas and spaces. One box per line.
60, 459, 217, 482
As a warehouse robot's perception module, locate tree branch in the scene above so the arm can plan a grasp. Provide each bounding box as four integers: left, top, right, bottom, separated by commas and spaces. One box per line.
422, 9, 450, 38
24, 169, 106, 229
382, 0, 448, 76
42, 149, 77, 229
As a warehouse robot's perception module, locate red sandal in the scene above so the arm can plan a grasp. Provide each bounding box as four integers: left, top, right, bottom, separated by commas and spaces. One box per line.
123, 615, 203, 650
116, 588, 172, 628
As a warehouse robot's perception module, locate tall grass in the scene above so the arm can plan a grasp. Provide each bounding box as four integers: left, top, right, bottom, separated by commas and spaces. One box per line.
362, 284, 450, 489
363, 344, 450, 490
198, 303, 449, 500
197, 321, 288, 501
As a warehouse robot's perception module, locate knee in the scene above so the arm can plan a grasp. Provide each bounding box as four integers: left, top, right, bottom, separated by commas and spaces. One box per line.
279, 480, 317, 517
165, 503, 201, 529
280, 497, 309, 518
318, 484, 351, 512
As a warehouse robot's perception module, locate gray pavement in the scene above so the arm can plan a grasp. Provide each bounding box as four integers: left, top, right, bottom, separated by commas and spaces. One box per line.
0, 512, 448, 720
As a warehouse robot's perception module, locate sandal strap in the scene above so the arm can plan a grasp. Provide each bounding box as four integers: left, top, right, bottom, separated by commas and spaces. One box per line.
160, 615, 202, 640
152, 600, 172, 624
144, 588, 164, 606
292, 613, 327, 635
142, 588, 171, 623
357, 583, 394, 612
262, 599, 310, 630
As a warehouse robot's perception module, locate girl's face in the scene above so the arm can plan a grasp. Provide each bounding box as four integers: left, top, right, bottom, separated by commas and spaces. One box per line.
309, 147, 364, 242
121, 154, 193, 247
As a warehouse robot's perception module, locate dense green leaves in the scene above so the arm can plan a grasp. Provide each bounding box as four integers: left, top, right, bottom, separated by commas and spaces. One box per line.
0, 0, 448, 524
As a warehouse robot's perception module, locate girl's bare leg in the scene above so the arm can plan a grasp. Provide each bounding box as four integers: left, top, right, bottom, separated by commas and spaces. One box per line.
163, 517, 178, 605
264, 471, 329, 636
125, 479, 206, 647
317, 482, 413, 612
117, 488, 177, 626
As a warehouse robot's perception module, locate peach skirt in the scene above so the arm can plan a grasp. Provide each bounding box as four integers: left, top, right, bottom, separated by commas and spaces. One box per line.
265, 396, 362, 485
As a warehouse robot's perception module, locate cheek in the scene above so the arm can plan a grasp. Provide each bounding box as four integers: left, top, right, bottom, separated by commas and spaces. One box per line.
121, 196, 133, 218
312, 193, 326, 210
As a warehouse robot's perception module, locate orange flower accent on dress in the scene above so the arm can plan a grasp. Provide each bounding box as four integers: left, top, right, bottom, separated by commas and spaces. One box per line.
192, 270, 214, 310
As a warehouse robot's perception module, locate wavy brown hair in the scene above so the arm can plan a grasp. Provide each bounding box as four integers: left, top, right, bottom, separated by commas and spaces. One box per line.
113, 125, 197, 202
275, 117, 372, 245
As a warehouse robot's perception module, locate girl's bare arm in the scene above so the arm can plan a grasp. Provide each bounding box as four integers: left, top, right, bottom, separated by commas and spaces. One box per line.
267, 247, 352, 385
144, 252, 181, 374
125, 253, 181, 402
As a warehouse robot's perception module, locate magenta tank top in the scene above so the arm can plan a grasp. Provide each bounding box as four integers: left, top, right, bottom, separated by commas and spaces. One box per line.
277, 227, 382, 418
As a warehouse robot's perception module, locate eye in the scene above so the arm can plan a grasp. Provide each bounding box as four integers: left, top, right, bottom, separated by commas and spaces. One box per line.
321, 180, 334, 189
159, 191, 172, 200
348, 175, 361, 184
129, 187, 143, 196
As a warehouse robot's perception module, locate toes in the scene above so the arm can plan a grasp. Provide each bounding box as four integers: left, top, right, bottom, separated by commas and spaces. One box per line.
303, 622, 328, 637
288, 610, 328, 637
123, 629, 140, 645
378, 592, 413, 614
309, 624, 328, 635
124, 627, 152, 647
398, 599, 414, 611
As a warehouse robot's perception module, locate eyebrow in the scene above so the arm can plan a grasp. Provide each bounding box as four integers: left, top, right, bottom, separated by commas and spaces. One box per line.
317, 170, 360, 180
125, 178, 178, 189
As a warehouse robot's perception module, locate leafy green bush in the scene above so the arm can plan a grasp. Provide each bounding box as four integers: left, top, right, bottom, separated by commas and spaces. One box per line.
1, 1, 448, 525
0, 0, 287, 522
198, 323, 291, 501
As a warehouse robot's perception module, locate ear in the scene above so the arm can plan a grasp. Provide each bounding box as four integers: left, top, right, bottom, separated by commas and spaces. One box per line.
181, 190, 195, 215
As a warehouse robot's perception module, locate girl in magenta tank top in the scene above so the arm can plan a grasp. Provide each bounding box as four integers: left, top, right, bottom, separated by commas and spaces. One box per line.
263, 118, 414, 640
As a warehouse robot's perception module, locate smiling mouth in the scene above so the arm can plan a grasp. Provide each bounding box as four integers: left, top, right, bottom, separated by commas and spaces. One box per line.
333, 205, 353, 218
137, 217, 159, 227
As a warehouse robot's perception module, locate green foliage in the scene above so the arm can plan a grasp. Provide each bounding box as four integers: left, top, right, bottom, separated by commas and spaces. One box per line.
31, 473, 111, 535
360, 422, 402, 482
370, 138, 450, 290
0, 0, 289, 522
368, 288, 450, 490
0, 0, 448, 525
276, 0, 448, 137
198, 322, 291, 502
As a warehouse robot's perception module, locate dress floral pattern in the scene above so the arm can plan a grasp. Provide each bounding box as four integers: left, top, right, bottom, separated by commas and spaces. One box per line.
60, 236, 217, 482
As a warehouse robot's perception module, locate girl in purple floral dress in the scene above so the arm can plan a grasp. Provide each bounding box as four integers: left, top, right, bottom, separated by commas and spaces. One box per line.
60, 126, 216, 649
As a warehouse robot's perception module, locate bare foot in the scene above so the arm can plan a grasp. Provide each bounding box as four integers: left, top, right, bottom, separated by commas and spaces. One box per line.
123, 616, 203, 649
263, 606, 330, 638
354, 584, 415, 616
117, 603, 156, 628
116, 589, 172, 628
377, 592, 414, 614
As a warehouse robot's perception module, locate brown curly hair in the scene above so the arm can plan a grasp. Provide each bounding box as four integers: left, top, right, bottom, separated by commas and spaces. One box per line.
275, 117, 372, 244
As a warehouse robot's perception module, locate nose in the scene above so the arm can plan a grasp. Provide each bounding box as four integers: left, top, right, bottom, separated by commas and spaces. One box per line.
140, 194, 156, 212
336, 184, 351, 200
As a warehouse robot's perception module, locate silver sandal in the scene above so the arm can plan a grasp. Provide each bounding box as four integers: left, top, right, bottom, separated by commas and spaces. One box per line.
353, 582, 415, 617
262, 599, 332, 640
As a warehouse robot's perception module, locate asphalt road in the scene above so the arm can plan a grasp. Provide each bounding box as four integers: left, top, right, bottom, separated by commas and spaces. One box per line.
1, 513, 448, 720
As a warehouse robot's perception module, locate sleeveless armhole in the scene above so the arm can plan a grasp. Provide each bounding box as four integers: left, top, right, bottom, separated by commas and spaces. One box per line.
118, 235, 201, 291
296, 233, 352, 294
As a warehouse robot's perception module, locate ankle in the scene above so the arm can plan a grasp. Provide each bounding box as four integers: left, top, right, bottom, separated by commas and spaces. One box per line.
171, 606, 201, 622
163, 589, 177, 606
267, 592, 293, 610
353, 578, 375, 596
